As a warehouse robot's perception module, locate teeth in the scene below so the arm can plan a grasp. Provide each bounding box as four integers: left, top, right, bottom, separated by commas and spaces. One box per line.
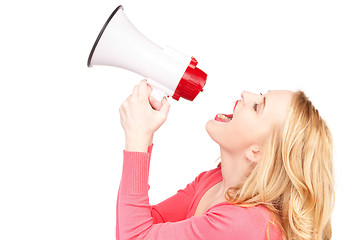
219, 114, 230, 120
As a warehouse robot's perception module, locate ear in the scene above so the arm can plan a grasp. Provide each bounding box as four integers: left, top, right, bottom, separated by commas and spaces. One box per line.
245, 145, 261, 163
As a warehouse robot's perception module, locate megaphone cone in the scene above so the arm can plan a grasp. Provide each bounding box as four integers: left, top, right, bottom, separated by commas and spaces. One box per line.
87, 5, 207, 101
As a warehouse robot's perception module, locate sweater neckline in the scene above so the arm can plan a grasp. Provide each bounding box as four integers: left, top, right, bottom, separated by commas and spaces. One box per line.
189, 167, 232, 217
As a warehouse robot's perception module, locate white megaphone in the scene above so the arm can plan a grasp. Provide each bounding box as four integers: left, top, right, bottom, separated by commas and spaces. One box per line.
88, 5, 207, 101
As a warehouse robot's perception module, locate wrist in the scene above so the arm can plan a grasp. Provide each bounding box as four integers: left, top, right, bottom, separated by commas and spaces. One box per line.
125, 134, 153, 152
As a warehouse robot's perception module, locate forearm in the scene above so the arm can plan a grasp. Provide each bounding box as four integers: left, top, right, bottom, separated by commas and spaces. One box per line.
116, 146, 154, 240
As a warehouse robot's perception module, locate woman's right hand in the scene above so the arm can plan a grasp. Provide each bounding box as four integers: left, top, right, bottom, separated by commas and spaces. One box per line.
119, 80, 170, 152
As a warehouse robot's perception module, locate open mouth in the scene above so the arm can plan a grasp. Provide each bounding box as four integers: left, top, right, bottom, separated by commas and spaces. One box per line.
214, 100, 239, 123
215, 113, 233, 122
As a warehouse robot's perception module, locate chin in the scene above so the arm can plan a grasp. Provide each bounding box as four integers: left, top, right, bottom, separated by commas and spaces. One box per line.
205, 119, 220, 144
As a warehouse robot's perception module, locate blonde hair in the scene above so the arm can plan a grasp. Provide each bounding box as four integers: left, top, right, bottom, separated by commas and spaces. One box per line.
223, 91, 334, 240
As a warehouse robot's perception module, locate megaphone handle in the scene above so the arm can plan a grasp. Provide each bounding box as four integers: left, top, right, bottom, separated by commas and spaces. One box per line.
150, 88, 166, 103
146, 78, 170, 102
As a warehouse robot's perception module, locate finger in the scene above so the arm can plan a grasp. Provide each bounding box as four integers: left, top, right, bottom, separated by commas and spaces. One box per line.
132, 82, 140, 95
118, 104, 126, 122
126, 94, 132, 101
146, 83, 153, 97
131, 79, 145, 96
136, 80, 148, 98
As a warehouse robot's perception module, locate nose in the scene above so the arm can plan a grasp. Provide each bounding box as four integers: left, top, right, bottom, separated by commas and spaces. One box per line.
241, 91, 263, 104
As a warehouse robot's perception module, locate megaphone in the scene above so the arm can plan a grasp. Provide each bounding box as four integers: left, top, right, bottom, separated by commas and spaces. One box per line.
87, 5, 207, 101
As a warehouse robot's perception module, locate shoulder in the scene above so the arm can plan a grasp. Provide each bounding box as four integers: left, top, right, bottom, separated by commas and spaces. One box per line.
205, 204, 282, 240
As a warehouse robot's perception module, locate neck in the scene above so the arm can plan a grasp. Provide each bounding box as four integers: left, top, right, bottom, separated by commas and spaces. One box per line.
216, 147, 253, 199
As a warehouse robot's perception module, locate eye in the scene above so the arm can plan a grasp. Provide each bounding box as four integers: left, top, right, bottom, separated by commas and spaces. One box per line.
253, 103, 258, 111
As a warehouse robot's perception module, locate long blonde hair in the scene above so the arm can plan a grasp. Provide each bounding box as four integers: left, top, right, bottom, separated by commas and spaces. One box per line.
223, 91, 334, 240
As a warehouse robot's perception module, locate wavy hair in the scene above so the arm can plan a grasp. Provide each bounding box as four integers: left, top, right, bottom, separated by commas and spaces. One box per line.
223, 91, 334, 239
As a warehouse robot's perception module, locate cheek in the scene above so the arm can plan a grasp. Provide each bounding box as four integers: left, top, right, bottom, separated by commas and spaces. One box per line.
229, 118, 258, 144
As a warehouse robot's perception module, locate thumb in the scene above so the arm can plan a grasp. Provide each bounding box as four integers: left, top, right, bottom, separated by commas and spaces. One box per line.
149, 96, 163, 111
159, 97, 170, 117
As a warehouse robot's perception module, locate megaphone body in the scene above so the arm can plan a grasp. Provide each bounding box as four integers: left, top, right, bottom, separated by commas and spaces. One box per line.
88, 5, 207, 101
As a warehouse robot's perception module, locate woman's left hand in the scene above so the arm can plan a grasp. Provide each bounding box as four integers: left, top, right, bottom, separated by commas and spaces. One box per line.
119, 80, 170, 152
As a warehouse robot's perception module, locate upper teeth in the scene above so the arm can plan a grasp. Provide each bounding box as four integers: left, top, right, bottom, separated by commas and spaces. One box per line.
219, 114, 230, 120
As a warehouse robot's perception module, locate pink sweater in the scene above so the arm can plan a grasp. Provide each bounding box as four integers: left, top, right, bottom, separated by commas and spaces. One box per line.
116, 145, 282, 240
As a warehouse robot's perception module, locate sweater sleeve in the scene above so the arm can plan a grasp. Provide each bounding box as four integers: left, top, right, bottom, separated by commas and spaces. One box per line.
116, 147, 282, 240
116, 145, 200, 238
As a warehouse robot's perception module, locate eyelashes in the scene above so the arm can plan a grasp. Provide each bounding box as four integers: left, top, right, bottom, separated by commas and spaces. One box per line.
253, 93, 263, 111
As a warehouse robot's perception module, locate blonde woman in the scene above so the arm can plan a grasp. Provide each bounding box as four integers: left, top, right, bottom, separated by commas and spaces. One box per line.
117, 80, 334, 240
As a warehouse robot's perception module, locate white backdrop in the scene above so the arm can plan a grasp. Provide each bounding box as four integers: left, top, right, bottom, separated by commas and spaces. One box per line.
0, 0, 359, 239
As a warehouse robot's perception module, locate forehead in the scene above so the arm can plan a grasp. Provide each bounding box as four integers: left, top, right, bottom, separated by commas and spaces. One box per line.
266, 90, 294, 104
263, 90, 294, 123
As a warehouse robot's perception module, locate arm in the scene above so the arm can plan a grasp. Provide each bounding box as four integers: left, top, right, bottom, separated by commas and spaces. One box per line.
117, 80, 171, 238
117, 143, 205, 226
118, 80, 198, 224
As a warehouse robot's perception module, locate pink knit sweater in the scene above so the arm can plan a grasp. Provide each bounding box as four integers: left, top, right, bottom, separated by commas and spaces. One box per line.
116, 145, 282, 240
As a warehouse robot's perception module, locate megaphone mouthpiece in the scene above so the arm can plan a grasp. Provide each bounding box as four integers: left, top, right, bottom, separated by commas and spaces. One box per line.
173, 57, 207, 101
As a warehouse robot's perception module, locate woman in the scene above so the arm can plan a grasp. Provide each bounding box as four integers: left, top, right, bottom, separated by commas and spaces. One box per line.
116, 80, 334, 240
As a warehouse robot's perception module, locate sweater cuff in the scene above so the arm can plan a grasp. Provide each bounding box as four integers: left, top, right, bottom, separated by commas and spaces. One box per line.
120, 144, 153, 195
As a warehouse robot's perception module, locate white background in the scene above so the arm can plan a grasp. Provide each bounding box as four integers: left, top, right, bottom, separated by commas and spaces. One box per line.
0, 0, 359, 239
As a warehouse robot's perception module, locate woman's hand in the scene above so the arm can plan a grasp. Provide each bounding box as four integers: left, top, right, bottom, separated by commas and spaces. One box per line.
119, 80, 170, 152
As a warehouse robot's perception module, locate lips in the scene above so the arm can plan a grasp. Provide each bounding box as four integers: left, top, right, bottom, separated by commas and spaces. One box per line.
233, 100, 239, 112
215, 113, 233, 122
